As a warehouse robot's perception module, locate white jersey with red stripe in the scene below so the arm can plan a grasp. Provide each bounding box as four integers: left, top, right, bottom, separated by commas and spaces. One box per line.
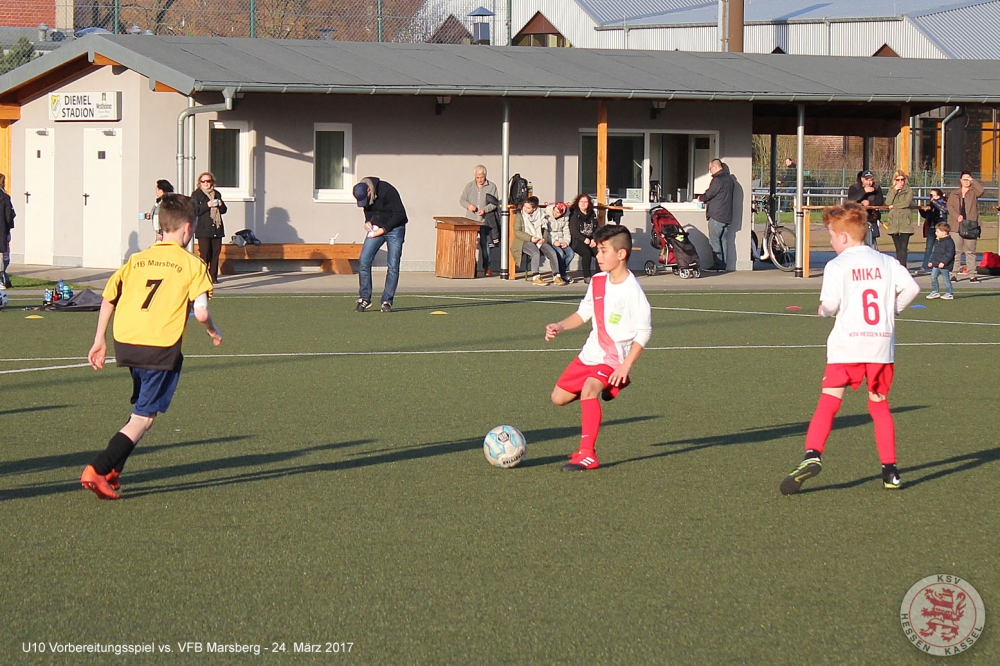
819, 245, 920, 364
575, 272, 652, 368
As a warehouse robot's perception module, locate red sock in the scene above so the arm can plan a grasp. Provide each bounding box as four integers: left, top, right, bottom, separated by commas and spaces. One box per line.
580, 398, 602, 456
868, 399, 896, 465
805, 393, 842, 453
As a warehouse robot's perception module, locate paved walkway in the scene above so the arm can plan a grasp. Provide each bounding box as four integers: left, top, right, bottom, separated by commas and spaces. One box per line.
7, 258, 996, 296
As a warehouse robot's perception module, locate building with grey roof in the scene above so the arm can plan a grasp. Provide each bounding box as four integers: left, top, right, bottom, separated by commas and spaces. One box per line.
1, 35, 997, 273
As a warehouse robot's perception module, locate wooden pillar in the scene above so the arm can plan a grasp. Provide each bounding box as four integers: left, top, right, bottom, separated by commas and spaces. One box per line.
899, 105, 911, 173
0, 102, 18, 189
596, 100, 607, 223
0, 120, 11, 189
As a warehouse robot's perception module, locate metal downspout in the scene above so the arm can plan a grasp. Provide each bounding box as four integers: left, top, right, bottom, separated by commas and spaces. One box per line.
795, 104, 805, 278
939, 106, 961, 185
500, 100, 510, 277
176, 88, 236, 197
176, 88, 235, 250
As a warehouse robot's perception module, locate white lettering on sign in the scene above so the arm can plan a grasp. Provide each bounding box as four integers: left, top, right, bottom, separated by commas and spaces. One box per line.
48, 92, 122, 121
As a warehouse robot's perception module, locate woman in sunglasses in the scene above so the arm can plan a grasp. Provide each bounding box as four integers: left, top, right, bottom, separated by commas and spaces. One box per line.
884, 170, 914, 268
191, 172, 227, 283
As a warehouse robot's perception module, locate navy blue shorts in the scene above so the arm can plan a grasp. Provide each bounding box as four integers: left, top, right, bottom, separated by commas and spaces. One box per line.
130, 368, 180, 416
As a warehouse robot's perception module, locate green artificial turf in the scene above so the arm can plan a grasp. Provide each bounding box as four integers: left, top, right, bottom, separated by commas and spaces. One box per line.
1, 290, 998, 664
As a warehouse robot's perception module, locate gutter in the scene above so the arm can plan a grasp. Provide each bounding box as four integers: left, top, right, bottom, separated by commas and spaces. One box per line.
190, 83, 1000, 105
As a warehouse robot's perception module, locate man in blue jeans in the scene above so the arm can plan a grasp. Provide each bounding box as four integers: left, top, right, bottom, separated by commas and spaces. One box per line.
353, 177, 408, 313
699, 159, 735, 272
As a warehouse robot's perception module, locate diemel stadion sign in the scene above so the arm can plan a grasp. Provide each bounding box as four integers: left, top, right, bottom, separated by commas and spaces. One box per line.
49, 92, 122, 121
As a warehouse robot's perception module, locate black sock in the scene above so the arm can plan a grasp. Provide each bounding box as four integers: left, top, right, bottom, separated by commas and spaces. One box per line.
805, 449, 823, 461
91, 432, 136, 475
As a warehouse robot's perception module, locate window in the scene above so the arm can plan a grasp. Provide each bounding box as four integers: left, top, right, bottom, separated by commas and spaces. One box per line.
649, 133, 716, 203
209, 120, 252, 199
580, 134, 643, 201
313, 123, 353, 201
580, 130, 717, 204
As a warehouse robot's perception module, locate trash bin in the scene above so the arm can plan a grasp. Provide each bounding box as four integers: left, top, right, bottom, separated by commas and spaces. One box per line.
433, 217, 482, 278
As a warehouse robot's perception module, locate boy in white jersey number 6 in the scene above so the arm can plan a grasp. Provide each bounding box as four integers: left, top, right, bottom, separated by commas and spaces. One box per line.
545, 225, 652, 471
781, 203, 919, 494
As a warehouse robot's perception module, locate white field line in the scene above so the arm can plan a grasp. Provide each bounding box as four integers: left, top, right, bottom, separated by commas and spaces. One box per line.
400, 293, 1000, 326
4, 340, 1000, 375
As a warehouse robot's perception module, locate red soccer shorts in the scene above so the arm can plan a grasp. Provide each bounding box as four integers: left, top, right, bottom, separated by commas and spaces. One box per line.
556, 357, 630, 395
822, 363, 894, 396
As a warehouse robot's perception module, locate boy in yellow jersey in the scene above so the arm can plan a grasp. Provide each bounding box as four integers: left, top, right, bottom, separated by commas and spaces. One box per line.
80, 194, 222, 499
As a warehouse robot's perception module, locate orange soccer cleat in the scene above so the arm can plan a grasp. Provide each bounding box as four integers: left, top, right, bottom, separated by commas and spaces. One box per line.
80, 465, 120, 500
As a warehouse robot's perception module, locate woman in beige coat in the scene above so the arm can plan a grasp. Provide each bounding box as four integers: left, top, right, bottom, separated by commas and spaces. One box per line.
884, 170, 915, 267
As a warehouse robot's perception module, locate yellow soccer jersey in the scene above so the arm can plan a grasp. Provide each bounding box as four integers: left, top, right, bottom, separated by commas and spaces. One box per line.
102, 241, 213, 370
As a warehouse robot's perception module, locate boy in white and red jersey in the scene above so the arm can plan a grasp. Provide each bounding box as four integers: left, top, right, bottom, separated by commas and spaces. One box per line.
780, 203, 919, 494
545, 224, 652, 471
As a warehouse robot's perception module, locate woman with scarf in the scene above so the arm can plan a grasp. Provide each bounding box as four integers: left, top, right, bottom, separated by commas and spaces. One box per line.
192, 172, 227, 283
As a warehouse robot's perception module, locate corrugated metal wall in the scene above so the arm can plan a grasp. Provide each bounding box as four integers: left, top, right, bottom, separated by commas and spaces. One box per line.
510, 1, 950, 58
744, 20, 946, 58
911, 4, 1000, 59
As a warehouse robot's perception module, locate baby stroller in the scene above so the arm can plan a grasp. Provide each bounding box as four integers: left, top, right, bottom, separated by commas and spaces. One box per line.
644, 206, 701, 278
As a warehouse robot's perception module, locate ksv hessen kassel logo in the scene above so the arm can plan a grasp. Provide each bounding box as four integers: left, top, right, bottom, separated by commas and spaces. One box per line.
900, 575, 985, 656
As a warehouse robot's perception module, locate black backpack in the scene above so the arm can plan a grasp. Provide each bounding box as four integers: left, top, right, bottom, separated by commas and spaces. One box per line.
509, 174, 529, 206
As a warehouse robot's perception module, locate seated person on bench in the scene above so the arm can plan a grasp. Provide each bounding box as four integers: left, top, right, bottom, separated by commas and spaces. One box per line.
512, 197, 562, 286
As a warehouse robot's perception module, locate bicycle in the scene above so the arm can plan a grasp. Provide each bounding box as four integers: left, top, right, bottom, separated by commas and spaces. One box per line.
751, 194, 797, 272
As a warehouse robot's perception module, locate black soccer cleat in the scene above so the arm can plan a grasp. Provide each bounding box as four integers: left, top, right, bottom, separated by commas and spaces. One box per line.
780, 455, 822, 495
380, 301, 393, 313
354, 299, 372, 313
882, 464, 902, 490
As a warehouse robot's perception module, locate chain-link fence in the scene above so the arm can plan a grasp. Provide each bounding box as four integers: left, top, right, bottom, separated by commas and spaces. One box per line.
2, 0, 510, 43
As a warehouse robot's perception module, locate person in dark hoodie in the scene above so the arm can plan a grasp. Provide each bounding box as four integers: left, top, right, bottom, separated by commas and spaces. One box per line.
699, 159, 735, 271
917, 188, 948, 275
353, 177, 408, 313
846, 170, 884, 247
0, 173, 15, 289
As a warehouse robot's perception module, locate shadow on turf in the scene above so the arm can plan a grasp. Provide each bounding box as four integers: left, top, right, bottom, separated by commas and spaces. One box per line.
798, 444, 1000, 493
90, 417, 658, 498
0, 404, 71, 417
602, 406, 926, 469
0, 435, 253, 501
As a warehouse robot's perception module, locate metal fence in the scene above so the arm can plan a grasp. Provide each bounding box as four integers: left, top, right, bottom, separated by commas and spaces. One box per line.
753, 168, 1000, 218
2, 0, 508, 43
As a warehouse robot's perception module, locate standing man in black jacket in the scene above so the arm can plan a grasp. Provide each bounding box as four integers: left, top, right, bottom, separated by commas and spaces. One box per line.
353, 177, 408, 313
0, 173, 15, 289
699, 159, 735, 271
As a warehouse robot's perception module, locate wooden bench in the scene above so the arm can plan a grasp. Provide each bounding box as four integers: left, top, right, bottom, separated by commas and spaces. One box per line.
197, 243, 364, 275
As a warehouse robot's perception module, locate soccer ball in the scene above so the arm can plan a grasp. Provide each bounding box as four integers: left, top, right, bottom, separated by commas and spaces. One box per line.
483, 425, 527, 468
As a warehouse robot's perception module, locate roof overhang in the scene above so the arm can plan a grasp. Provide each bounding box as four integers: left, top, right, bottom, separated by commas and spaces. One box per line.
1, 35, 996, 135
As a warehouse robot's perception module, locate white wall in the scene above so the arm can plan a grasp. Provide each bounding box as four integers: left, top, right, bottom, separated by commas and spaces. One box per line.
10, 66, 755, 272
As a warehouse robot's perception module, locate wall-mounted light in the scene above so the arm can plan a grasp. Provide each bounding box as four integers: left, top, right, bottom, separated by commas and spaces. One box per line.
435, 96, 452, 115
650, 100, 667, 120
